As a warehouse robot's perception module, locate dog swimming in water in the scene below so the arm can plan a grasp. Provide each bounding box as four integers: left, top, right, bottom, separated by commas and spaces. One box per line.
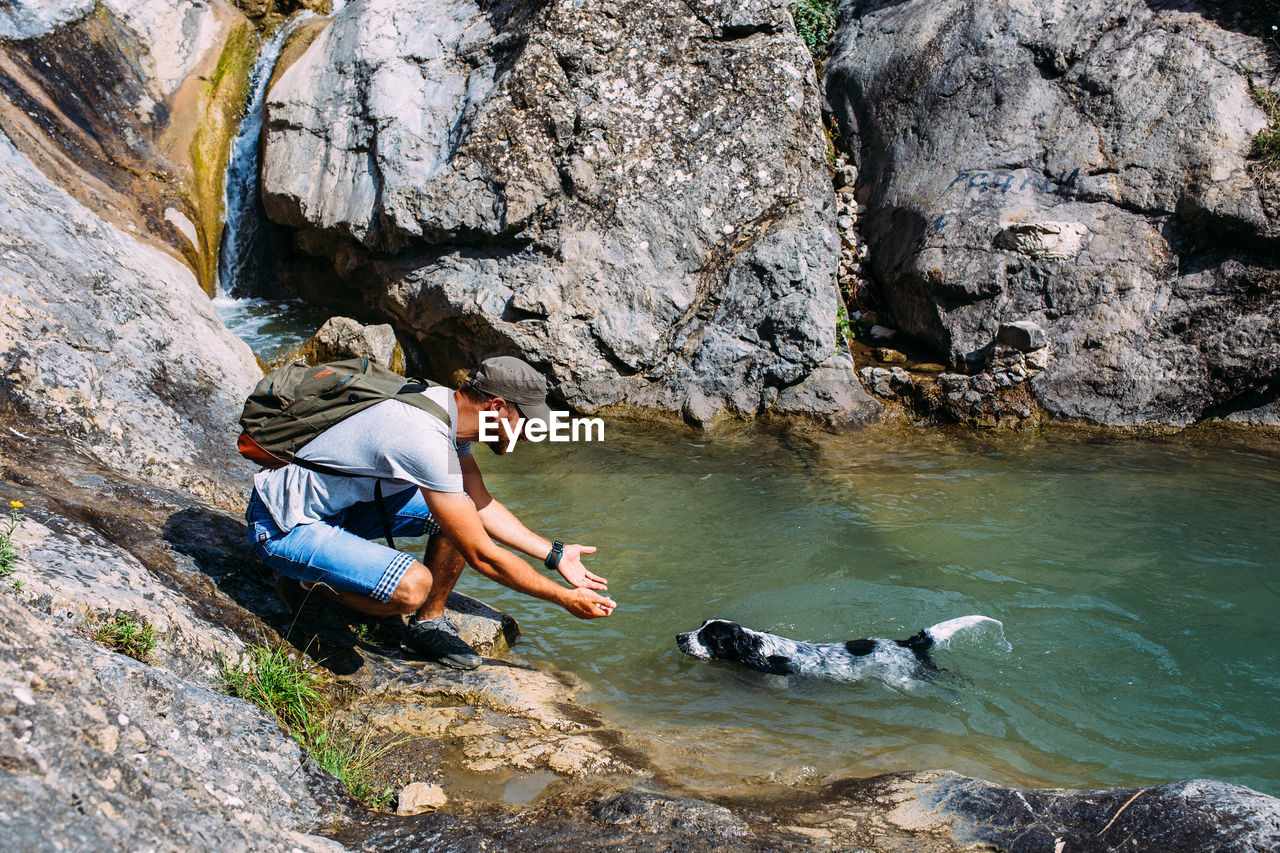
675, 615, 1004, 681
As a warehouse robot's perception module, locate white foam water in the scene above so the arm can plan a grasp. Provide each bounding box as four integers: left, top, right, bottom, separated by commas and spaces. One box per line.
217, 11, 315, 297
925, 615, 1012, 652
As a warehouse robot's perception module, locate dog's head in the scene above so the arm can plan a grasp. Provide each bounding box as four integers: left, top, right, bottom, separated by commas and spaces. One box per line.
676, 619, 760, 662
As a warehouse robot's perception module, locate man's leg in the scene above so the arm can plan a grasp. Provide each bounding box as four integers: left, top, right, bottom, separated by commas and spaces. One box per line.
312, 531, 465, 619
312, 564, 430, 616
400, 533, 482, 669
300, 521, 481, 668
300, 486, 446, 616
415, 533, 466, 620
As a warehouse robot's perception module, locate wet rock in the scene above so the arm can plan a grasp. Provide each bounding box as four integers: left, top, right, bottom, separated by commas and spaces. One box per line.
261, 0, 845, 423
444, 592, 520, 657
773, 353, 884, 427
396, 782, 447, 815
826, 0, 1280, 427
595, 788, 748, 838
859, 366, 893, 397
874, 347, 906, 364
682, 388, 722, 430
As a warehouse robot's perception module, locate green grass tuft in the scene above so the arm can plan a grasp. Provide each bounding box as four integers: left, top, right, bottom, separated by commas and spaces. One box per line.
306, 723, 397, 808
222, 641, 324, 732
1250, 85, 1280, 170
221, 640, 398, 809
789, 0, 838, 63
94, 613, 158, 662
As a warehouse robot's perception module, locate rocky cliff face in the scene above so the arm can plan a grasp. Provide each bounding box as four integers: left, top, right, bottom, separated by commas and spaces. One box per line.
0, 0, 258, 294
0, 0, 263, 502
825, 0, 1280, 427
259, 0, 864, 425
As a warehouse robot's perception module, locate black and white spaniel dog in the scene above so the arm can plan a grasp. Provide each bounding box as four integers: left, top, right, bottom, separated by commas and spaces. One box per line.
676, 616, 1002, 681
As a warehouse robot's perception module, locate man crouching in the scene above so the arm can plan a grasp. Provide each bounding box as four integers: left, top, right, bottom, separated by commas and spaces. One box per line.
245, 356, 615, 669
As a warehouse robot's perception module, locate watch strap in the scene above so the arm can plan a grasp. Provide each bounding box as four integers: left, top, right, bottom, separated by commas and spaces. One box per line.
544, 540, 564, 570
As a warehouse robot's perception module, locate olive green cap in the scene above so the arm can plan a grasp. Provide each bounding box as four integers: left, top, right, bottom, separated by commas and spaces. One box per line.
469, 356, 552, 423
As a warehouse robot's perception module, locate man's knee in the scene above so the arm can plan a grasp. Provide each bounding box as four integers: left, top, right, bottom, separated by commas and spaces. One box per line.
387, 562, 432, 612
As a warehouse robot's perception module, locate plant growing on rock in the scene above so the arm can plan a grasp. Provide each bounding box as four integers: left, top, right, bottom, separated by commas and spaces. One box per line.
835, 304, 855, 353
789, 0, 838, 63
1, 500, 23, 589
93, 613, 158, 663
1250, 85, 1280, 169
221, 640, 398, 809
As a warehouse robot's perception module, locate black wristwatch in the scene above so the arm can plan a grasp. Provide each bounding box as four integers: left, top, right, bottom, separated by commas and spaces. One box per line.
544, 541, 564, 571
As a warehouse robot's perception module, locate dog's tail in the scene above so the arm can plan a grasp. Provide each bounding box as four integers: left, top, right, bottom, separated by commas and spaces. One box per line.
923, 615, 1007, 649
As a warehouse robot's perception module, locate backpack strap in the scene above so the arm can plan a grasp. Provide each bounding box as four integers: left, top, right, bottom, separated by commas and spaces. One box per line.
290, 381, 448, 549
396, 381, 451, 426
375, 480, 396, 550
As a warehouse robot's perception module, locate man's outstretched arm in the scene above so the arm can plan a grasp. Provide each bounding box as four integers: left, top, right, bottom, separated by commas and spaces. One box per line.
422, 488, 616, 618
459, 455, 608, 590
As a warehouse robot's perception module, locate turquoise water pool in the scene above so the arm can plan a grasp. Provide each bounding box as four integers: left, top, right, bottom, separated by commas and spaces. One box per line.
445, 422, 1280, 795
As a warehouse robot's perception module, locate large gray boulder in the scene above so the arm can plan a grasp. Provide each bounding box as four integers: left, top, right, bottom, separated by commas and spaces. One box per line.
261, 0, 846, 423
0, 0, 263, 503
0, 126, 261, 505
825, 0, 1280, 427
0, 571, 348, 852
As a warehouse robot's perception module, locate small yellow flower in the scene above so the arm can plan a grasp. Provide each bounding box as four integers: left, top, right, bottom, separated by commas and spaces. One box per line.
8, 501, 21, 509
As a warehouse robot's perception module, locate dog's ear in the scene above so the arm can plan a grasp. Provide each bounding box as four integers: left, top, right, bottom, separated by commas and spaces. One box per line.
700, 621, 743, 659
728, 625, 763, 659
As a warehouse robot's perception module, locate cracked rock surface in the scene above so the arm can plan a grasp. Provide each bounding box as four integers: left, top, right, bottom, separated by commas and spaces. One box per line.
826, 0, 1280, 427
261, 0, 842, 424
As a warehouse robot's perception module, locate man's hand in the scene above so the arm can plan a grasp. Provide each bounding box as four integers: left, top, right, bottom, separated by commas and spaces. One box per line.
557, 544, 608, 590
562, 587, 616, 619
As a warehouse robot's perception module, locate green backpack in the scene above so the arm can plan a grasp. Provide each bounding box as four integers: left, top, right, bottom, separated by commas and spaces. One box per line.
237, 357, 450, 547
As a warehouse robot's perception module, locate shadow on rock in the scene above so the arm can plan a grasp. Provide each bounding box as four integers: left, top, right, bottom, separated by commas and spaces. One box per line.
160, 506, 367, 675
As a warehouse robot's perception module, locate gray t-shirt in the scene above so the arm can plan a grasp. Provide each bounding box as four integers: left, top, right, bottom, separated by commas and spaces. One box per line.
253, 386, 471, 531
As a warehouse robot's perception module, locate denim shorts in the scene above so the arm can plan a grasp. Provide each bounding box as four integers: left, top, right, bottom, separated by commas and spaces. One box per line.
246, 486, 441, 603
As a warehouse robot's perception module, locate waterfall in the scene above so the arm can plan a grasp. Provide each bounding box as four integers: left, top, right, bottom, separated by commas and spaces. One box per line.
216, 12, 316, 298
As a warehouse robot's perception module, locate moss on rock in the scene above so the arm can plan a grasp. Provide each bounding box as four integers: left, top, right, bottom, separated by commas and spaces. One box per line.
190, 19, 259, 296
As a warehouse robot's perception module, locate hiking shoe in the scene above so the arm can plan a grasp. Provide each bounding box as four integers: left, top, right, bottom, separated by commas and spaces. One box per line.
401, 616, 483, 670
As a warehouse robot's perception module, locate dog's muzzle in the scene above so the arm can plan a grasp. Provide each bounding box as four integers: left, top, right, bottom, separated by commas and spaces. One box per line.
676, 631, 710, 659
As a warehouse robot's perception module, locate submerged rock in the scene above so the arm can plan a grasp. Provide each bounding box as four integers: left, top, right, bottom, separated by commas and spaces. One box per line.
826, 0, 1280, 427
260, 0, 843, 424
